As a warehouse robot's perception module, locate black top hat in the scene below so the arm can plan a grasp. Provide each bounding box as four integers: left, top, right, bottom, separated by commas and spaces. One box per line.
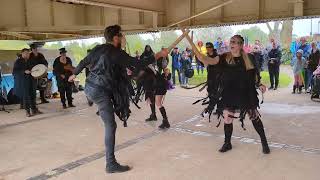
59, 48, 67, 54
29, 43, 38, 50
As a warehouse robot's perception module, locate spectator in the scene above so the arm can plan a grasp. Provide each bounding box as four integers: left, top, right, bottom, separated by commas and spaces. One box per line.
185, 47, 193, 63
141, 45, 155, 66
170, 47, 181, 85
214, 37, 228, 55
157, 47, 169, 74
195, 41, 206, 75
298, 37, 311, 59
307, 42, 320, 92
163, 68, 174, 90
292, 50, 306, 94
180, 51, 192, 87
252, 45, 264, 71
268, 41, 282, 90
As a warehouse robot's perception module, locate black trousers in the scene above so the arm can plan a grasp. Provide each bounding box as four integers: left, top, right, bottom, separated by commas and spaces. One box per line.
268, 65, 280, 88
58, 82, 73, 105
24, 77, 37, 112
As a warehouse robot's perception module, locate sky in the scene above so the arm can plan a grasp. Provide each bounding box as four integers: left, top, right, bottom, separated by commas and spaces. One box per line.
49, 17, 320, 45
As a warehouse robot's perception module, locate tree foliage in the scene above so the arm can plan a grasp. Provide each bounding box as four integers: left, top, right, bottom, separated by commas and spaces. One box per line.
236, 26, 269, 45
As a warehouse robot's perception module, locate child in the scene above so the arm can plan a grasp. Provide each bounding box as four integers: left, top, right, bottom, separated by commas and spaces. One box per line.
180, 52, 192, 87
163, 68, 174, 90
292, 50, 306, 94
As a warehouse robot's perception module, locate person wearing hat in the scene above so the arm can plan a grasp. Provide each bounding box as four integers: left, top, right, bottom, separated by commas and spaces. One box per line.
29, 43, 50, 104
13, 48, 43, 117
53, 48, 75, 109
292, 49, 306, 94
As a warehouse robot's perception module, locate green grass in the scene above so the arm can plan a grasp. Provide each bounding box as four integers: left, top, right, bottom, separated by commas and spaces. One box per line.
260, 71, 291, 88
186, 70, 292, 88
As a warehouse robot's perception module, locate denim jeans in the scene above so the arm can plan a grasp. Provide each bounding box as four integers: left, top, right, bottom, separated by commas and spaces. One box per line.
84, 84, 117, 165
24, 76, 37, 112
305, 69, 313, 90
180, 72, 188, 85
172, 67, 181, 85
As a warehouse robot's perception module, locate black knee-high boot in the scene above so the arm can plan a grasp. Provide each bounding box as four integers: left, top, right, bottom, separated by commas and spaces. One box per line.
292, 85, 296, 94
219, 123, 233, 153
159, 107, 170, 129
146, 103, 157, 121
252, 119, 270, 154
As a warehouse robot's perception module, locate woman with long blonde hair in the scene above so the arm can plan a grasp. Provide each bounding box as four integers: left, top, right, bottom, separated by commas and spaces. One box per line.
185, 33, 270, 154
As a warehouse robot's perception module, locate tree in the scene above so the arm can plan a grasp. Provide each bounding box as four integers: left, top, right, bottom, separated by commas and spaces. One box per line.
236, 26, 269, 45
192, 26, 233, 43
266, 21, 281, 42
0, 40, 29, 50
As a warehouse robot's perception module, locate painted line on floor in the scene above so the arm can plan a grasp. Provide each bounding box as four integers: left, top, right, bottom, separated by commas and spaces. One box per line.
26, 115, 200, 180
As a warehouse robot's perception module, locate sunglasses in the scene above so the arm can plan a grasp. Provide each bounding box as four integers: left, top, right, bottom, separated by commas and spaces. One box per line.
206, 46, 213, 49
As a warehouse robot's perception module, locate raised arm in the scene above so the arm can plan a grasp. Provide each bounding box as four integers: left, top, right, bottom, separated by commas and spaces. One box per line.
181, 29, 219, 66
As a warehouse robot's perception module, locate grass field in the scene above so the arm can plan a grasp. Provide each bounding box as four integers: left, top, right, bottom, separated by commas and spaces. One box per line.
187, 70, 292, 88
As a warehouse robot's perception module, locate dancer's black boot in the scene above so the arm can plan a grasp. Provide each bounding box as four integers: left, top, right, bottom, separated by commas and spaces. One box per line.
252, 118, 270, 154
145, 103, 157, 121
298, 85, 303, 94
219, 123, 233, 153
292, 85, 296, 94
159, 107, 170, 129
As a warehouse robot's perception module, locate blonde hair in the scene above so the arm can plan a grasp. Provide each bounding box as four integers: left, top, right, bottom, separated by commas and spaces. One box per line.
225, 35, 254, 70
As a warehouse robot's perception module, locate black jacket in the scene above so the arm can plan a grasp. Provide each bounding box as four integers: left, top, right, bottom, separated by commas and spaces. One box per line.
12, 57, 28, 98
29, 52, 48, 68
74, 44, 155, 92
268, 48, 281, 67
53, 56, 73, 86
308, 49, 320, 72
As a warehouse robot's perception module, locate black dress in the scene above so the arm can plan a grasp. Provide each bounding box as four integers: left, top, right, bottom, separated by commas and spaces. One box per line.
219, 53, 260, 111
200, 53, 261, 128
154, 73, 168, 95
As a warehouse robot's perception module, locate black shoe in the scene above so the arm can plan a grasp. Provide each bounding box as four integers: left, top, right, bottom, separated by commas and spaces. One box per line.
311, 94, 319, 99
88, 101, 93, 107
68, 103, 76, 108
41, 99, 49, 104
262, 143, 270, 154
106, 162, 131, 173
145, 115, 157, 122
268, 86, 274, 90
159, 119, 170, 129
273, 87, 277, 90
26, 111, 33, 117
63, 104, 67, 109
32, 108, 43, 115
219, 143, 232, 153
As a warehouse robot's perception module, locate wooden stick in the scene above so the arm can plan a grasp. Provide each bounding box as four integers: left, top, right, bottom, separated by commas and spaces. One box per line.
167, 29, 190, 52
167, 0, 233, 27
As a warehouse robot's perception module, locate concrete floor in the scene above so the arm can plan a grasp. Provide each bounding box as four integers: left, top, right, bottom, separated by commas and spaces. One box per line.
0, 85, 319, 180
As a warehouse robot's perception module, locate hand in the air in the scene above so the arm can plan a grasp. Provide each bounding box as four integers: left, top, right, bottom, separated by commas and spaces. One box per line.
61, 74, 65, 79
126, 68, 132, 76
25, 70, 31, 74
259, 84, 267, 94
68, 74, 76, 82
